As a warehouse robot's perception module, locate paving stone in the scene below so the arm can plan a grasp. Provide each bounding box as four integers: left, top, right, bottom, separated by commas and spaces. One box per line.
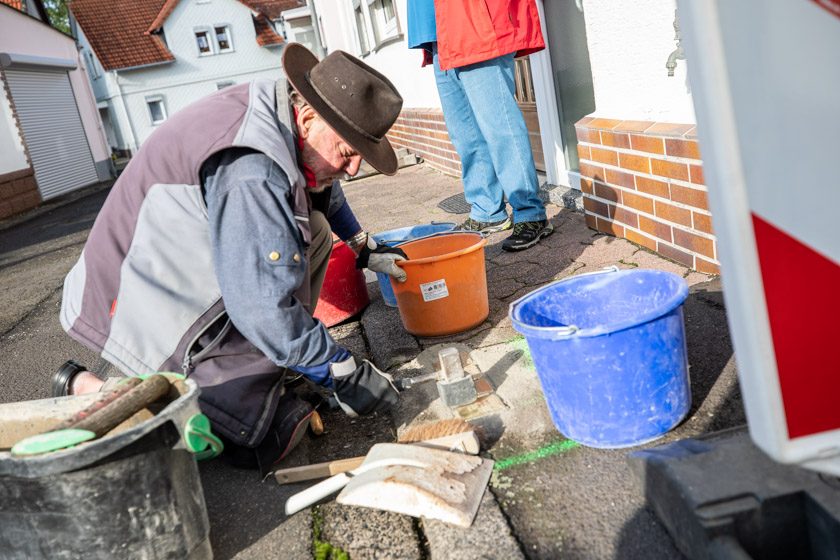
548, 184, 584, 211
229, 511, 313, 560
487, 274, 525, 300
464, 319, 518, 349
416, 322, 492, 349
306, 408, 396, 465
319, 504, 423, 560
361, 294, 420, 370
576, 235, 638, 267
424, 488, 525, 560
685, 270, 713, 285
625, 248, 689, 276
489, 261, 540, 281
328, 321, 368, 360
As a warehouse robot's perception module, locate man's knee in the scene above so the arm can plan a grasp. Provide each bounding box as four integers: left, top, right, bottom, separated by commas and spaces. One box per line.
309, 210, 332, 262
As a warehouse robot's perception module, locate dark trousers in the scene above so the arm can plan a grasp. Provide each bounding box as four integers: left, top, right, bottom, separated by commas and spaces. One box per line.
189, 211, 333, 447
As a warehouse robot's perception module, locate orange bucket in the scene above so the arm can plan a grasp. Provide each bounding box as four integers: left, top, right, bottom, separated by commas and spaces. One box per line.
391, 232, 489, 337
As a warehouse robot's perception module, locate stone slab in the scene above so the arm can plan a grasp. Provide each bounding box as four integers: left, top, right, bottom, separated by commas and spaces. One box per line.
424, 489, 525, 560
361, 290, 420, 371
319, 503, 423, 560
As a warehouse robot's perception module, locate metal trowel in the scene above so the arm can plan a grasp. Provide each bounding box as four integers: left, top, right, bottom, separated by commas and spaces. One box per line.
284, 443, 493, 527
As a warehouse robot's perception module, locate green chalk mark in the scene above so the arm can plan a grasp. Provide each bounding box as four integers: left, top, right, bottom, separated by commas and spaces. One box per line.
493, 439, 580, 471
508, 335, 534, 369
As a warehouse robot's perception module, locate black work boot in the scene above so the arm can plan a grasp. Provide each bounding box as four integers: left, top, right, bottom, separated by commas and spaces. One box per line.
52, 360, 88, 398
502, 220, 554, 251
457, 215, 512, 234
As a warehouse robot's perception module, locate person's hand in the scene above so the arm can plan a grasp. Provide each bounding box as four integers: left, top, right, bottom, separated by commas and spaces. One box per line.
356, 235, 408, 282
329, 355, 399, 417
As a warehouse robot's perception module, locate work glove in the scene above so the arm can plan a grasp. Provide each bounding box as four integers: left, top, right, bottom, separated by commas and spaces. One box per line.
290, 351, 400, 417
356, 235, 408, 283
329, 355, 400, 417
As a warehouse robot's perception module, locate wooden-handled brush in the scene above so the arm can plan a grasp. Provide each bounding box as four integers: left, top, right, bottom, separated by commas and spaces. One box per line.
274, 418, 479, 485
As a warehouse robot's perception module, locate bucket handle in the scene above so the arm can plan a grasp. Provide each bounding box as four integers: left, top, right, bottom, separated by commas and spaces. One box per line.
572, 265, 620, 278
184, 413, 224, 461
509, 266, 620, 336
377, 223, 457, 247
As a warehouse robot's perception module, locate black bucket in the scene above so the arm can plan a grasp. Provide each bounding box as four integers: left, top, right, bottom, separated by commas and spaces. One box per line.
0, 379, 213, 559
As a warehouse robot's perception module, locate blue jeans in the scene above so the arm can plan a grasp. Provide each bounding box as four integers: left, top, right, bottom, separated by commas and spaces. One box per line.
433, 47, 546, 224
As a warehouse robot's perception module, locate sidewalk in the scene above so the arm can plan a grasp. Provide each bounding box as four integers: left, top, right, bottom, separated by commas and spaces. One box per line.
0, 162, 741, 559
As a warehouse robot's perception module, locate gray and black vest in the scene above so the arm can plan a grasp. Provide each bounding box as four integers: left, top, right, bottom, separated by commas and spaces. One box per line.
61, 78, 310, 378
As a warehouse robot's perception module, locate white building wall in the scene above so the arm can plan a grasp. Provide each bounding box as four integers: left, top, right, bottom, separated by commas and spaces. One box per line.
76, 27, 109, 101
583, 0, 695, 123
313, 0, 440, 110
0, 74, 29, 175
100, 0, 286, 150
0, 7, 111, 163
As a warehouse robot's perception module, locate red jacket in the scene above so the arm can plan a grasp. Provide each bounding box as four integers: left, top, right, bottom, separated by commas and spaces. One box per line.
434, 0, 545, 70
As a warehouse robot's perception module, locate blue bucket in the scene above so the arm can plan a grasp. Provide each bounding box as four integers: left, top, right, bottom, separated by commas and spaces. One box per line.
510, 267, 691, 448
372, 222, 456, 307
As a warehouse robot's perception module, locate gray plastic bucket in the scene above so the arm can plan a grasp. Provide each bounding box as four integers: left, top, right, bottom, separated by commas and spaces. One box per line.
0, 378, 214, 559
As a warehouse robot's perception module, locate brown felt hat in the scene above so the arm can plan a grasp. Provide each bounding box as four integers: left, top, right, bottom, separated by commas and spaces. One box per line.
282, 43, 403, 176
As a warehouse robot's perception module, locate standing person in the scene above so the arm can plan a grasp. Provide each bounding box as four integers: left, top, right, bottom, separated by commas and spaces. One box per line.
407, 0, 553, 251
55, 44, 406, 473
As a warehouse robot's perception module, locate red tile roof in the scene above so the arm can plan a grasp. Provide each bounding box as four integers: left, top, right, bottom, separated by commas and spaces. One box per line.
0, 0, 25, 11
253, 14, 284, 46
71, 0, 297, 72
145, 0, 179, 33
244, 0, 304, 20
70, 0, 175, 71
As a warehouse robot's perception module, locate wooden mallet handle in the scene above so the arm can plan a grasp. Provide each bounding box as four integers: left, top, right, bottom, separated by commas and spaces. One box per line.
55, 375, 171, 437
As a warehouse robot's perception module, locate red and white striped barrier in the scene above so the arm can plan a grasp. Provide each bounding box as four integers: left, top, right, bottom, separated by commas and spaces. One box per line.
679, 0, 840, 475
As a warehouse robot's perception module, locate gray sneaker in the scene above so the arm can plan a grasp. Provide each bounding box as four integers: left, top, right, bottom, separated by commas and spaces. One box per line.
457, 215, 512, 234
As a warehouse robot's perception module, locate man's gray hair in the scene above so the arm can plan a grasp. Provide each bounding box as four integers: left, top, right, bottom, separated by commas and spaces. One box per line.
289, 90, 310, 110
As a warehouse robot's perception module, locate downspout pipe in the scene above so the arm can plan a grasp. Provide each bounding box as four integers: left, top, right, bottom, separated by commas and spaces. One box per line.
113, 71, 139, 156
306, 0, 326, 58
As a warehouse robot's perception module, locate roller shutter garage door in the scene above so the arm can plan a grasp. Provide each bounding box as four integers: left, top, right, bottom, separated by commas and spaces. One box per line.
5, 68, 98, 200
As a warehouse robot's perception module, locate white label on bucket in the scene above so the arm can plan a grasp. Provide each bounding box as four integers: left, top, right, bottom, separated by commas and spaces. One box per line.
420, 279, 449, 302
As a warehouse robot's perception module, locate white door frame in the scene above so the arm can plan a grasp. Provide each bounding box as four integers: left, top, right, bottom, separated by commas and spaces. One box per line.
530, 0, 576, 190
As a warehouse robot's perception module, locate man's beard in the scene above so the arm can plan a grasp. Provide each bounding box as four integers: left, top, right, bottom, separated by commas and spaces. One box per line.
300, 147, 338, 192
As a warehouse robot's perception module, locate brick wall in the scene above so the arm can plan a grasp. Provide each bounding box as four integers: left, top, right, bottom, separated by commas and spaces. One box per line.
575, 117, 719, 274
0, 168, 41, 220
387, 108, 461, 177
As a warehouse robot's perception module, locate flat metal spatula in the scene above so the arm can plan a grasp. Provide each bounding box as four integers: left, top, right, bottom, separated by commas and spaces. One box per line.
284, 443, 492, 527
337, 443, 493, 527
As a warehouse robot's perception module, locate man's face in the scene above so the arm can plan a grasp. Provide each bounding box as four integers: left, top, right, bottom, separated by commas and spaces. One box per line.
297, 106, 363, 191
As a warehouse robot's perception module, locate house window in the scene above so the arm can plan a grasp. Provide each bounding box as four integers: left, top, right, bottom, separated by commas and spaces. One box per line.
146, 96, 167, 125
215, 25, 233, 52
154, 28, 168, 49
352, 0, 400, 55
287, 18, 317, 52
195, 30, 213, 55
369, 0, 398, 42
353, 2, 370, 55
217, 81, 234, 90
86, 50, 100, 79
